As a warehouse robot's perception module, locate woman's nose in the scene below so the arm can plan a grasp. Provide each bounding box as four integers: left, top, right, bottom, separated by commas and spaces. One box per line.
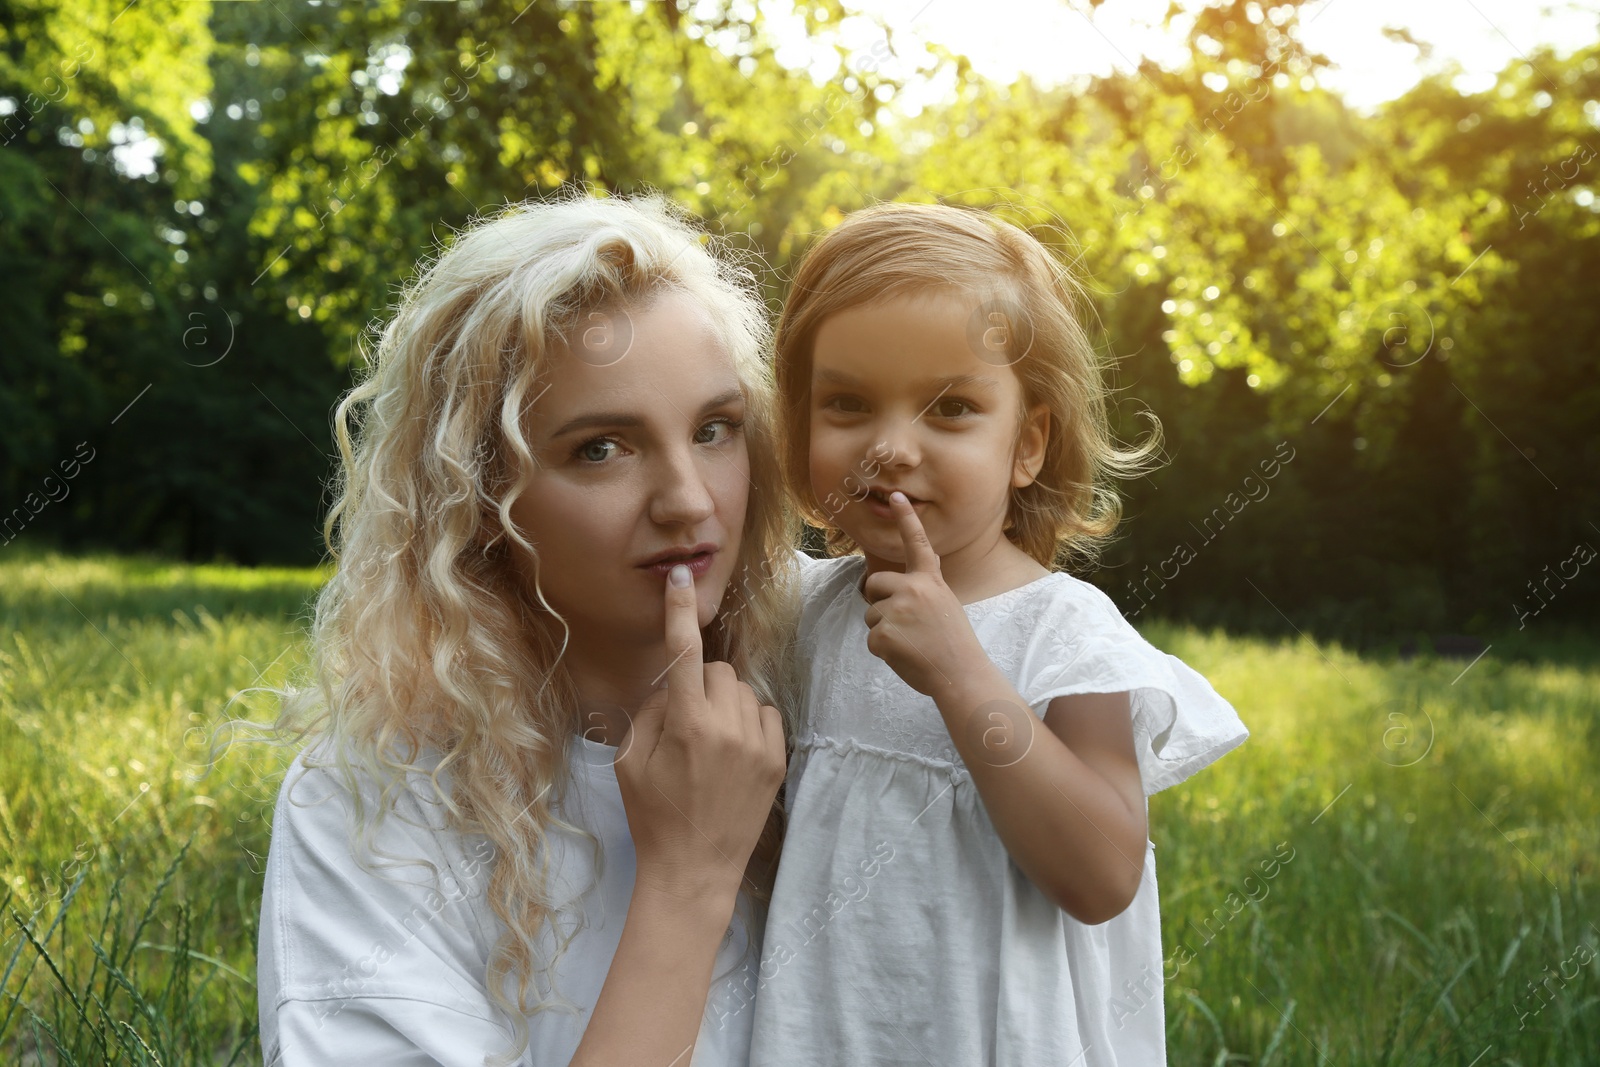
649, 446, 718, 527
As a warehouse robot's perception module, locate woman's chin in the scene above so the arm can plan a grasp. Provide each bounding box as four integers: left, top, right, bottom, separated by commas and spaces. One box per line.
698, 577, 736, 629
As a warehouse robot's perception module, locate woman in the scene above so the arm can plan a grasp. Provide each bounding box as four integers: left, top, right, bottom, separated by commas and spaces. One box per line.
256, 193, 798, 1065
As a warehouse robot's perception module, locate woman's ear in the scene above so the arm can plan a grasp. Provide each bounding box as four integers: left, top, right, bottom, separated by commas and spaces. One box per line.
1012, 404, 1049, 489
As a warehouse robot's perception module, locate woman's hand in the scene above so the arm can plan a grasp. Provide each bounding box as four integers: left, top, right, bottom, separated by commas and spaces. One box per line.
614, 563, 787, 904
572, 565, 785, 1066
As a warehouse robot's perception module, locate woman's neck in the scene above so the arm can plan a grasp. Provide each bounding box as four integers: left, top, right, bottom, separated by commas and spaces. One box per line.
563, 635, 672, 747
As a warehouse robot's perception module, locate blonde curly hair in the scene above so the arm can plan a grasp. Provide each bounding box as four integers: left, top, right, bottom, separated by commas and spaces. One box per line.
775, 200, 1161, 570
269, 191, 797, 1061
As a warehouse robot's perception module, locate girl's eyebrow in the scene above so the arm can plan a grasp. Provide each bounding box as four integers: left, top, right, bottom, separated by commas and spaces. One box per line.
926, 373, 1001, 391
548, 387, 744, 439
813, 367, 1000, 391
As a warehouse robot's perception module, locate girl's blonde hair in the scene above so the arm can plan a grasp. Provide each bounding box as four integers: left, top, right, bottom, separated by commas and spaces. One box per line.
774, 201, 1160, 569
271, 191, 796, 1060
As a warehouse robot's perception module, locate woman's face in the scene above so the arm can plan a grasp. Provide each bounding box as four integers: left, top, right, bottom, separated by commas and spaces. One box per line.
508, 291, 751, 650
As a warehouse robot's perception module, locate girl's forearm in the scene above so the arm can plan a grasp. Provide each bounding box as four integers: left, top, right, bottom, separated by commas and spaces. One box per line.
934, 666, 1146, 924
569, 879, 739, 1066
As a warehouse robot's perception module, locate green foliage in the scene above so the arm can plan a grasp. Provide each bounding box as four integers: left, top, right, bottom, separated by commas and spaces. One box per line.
0, 0, 1595, 624
230, 0, 893, 357
864, 3, 1600, 634
2, 4, 1597, 1061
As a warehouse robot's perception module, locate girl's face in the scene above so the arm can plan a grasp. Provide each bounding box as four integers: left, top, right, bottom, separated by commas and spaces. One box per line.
510, 291, 751, 648
808, 290, 1047, 572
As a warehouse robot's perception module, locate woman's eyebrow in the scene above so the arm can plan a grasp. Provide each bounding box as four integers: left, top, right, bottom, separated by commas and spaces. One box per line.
548, 411, 642, 439
547, 387, 744, 440
698, 387, 745, 413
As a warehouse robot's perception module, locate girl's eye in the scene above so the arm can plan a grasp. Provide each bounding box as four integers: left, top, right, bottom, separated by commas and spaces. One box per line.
934, 398, 975, 419
575, 437, 621, 463
696, 417, 743, 445
823, 395, 867, 414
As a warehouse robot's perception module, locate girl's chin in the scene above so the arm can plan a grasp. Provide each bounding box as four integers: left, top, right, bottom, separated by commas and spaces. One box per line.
838, 518, 902, 550
851, 526, 951, 568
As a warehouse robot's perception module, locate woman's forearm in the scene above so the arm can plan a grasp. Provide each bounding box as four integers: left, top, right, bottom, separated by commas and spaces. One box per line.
568, 879, 739, 1066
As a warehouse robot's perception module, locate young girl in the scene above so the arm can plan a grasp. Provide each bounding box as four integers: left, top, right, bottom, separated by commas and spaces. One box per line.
745, 203, 1250, 1065
255, 194, 799, 1066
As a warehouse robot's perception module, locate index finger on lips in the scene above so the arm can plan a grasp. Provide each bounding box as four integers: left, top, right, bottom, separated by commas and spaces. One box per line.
660, 564, 705, 711
890, 491, 941, 574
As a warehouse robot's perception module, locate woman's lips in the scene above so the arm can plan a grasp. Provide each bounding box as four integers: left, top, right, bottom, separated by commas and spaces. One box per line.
641, 550, 717, 579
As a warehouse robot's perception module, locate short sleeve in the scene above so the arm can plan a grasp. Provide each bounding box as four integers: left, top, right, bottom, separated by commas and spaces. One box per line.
269, 997, 509, 1067
257, 753, 512, 1066
791, 550, 864, 627
1012, 577, 1249, 796
791, 547, 847, 596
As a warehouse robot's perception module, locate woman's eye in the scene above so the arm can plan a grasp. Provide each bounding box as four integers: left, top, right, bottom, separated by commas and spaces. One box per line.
934, 398, 974, 419
575, 437, 621, 463
823, 395, 867, 414
695, 417, 743, 445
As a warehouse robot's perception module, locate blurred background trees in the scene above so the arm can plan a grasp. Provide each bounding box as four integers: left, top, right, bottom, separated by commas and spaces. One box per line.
2, 0, 1595, 641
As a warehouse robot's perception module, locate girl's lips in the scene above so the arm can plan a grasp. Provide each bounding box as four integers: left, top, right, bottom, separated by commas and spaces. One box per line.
641, 550, 717, 579
862, 491, 927, 521
870, 495, 934, 521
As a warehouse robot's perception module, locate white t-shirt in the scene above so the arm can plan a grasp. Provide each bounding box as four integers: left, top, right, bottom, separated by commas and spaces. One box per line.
747, 553, 1250, 1067
257, 738, 766, 1066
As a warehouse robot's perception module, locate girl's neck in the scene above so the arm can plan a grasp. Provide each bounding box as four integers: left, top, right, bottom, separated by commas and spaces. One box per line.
864, 522, 1049, 605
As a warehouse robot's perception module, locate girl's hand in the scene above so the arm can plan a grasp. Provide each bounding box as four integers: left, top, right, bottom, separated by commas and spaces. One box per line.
614, 565, 787, 905
862, 492, 990, 698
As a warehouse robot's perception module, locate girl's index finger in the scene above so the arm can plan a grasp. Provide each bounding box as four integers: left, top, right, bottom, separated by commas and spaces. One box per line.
890, 492, 941, 573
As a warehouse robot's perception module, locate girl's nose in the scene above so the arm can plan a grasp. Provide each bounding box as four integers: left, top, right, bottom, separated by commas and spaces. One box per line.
874, 414, 923, 469
649, 446, 717, 527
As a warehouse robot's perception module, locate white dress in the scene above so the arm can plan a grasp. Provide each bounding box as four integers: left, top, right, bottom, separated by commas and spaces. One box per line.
746, 553, 1250, 1067
258, 739, 765, 1066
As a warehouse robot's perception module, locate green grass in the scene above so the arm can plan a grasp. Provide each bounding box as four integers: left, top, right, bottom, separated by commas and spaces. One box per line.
1, 545, 324, 1065
2, 547, 1596, 1064
1142, 622, 1599, 1065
